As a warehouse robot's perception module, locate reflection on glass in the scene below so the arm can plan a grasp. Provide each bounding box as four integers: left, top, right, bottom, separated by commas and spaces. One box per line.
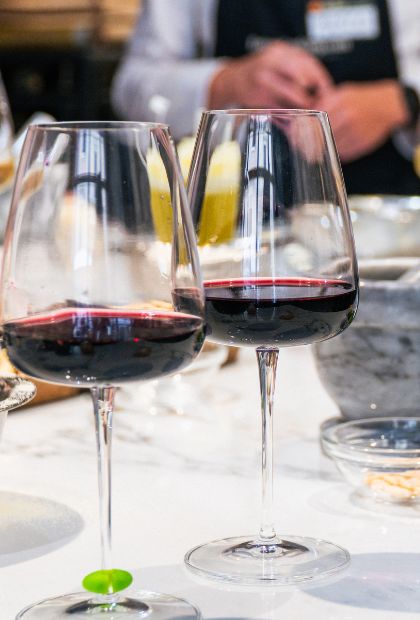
0, 74, 14, 232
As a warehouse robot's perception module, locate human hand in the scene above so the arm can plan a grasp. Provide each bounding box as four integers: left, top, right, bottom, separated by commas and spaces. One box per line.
316, 80, 409, 163
208, 41, 333, 110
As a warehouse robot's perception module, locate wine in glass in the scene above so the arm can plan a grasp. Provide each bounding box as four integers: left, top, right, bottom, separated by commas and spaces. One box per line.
185, 109, 358, 585
1, 122, 205, 618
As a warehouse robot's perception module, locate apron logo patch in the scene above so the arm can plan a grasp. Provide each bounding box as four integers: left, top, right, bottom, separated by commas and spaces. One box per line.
306, 1, 380, 42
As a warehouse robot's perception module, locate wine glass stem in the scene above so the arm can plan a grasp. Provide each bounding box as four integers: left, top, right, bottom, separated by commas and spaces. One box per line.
256, 347, 279, 542
91, 386, 115, 571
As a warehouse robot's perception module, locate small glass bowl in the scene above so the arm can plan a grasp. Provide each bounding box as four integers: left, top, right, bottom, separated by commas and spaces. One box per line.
321, 417, 420, 504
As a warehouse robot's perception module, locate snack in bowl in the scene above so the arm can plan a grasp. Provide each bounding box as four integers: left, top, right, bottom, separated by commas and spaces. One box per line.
364, 470, 420, 501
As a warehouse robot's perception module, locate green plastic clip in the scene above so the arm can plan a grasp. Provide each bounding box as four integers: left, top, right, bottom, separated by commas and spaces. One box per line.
82, 569, 133, 595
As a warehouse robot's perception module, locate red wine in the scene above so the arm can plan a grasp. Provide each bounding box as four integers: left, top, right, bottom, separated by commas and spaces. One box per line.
3, 308, 205, 387
204, 277, 358, 348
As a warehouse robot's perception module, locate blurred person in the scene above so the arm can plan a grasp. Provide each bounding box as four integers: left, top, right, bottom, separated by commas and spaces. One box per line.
112, 0, 420, 195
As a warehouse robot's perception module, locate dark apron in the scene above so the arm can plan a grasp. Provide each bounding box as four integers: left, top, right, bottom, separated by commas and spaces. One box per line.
215, 0, 420, 196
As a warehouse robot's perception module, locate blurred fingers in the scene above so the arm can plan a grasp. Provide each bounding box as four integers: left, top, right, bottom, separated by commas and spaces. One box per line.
263, 42, 333, 95
259, 70, 314, 108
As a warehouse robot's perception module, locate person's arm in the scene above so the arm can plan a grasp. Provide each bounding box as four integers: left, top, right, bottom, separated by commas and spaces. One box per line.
111, 0, 222, 140
387, 0, 420, 158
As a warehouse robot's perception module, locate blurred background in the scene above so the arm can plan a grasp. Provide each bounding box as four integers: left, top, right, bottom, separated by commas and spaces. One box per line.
0, 0, 140, 129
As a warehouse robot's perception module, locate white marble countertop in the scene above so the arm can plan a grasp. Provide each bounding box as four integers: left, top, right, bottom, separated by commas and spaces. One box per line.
1, 346, 420, 619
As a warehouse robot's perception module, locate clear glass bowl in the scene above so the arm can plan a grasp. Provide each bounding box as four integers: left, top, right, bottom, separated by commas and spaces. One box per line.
349, 195, 420, 260
321, 417, 420, 503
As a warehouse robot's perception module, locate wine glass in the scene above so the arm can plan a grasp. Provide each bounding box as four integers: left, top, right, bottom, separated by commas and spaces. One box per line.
185, 109, 359, 585
0, 73, 13, 167
1, 122, 205, 618
414, 117, 420, 178
0, 74, 15, 234
0, 73, 14, 186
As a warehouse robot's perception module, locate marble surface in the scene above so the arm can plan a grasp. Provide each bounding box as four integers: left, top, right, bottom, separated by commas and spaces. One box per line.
1, 346, 420, 619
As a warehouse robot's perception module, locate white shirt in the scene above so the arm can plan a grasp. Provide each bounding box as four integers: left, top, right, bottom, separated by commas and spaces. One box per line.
112, 0, 420, 142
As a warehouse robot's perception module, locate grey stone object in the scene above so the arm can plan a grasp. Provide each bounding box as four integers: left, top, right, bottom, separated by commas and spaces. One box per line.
314, 195, 420, 420
314, 280, 420, 419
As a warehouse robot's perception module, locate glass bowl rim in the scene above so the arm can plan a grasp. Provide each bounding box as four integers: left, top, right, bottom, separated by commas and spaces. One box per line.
349, 194, 420, 209
322, 416, 420, 458
28, 121, 170, 133
202, 108, 328, 118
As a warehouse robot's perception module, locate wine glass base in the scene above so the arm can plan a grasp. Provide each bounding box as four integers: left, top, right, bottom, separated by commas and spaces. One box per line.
16, 591, 201, 619
185, 534, 350, 586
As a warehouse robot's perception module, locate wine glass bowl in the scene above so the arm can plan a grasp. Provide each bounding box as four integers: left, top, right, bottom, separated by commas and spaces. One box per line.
1, 122, 204, 618
0, 74, 15, 237
185, 109, 358, 585
0, 74, 14, 181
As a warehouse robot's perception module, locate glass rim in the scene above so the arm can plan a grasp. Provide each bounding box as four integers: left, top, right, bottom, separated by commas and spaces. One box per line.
323, 416, 420, 456
27, 120, 170, 132
202, 108, 328, 118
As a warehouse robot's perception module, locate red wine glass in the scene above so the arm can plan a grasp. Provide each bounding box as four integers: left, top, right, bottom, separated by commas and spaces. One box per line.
185, 109, 358, 585
1, 122, 205, 618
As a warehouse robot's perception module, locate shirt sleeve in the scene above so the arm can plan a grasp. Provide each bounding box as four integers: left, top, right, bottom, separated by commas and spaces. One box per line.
387, 0, 420, 158
111, 0, 223, 140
